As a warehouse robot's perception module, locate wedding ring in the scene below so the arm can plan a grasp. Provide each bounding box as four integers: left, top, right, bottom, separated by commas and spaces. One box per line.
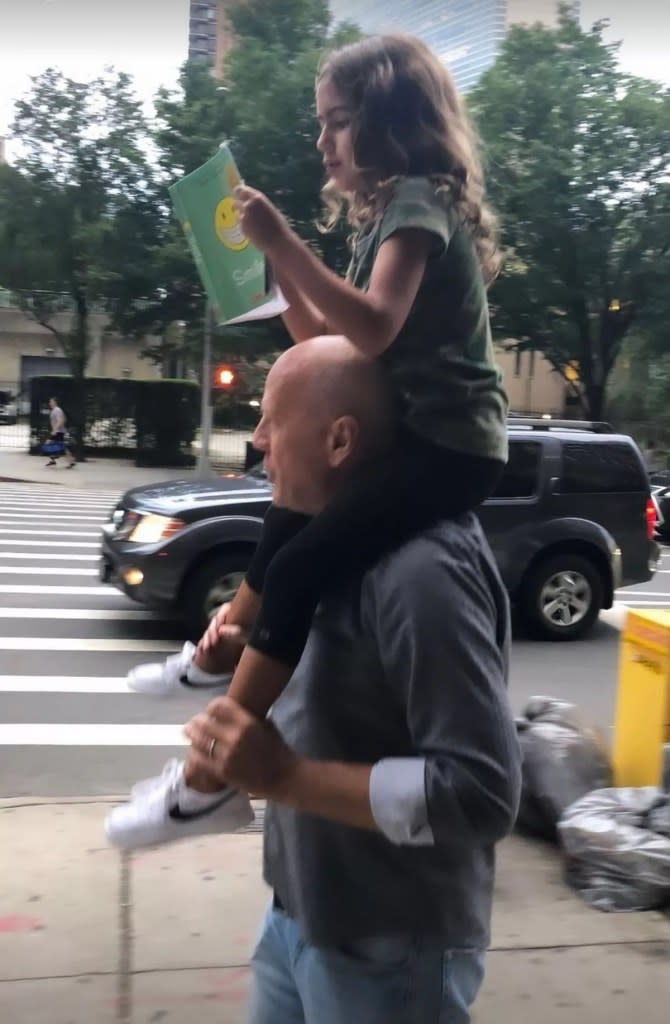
207, 737, 217, 759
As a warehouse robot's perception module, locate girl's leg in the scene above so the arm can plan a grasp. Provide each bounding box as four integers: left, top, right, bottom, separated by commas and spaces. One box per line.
227, 437, 503, 718
191, 506, 311, 677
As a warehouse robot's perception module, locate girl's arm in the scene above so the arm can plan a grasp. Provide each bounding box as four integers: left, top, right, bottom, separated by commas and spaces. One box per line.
271, 261, 328, 343
236, 186, 431, 357
271, 227, 431, 357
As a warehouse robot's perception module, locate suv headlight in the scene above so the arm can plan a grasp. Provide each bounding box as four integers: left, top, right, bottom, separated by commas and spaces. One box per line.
127, 514, 186, 543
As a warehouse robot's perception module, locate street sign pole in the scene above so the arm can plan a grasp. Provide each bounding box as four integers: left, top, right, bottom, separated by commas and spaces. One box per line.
196, 301, 216, 479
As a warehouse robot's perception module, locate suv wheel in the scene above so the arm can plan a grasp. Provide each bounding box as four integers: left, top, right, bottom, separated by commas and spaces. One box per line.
520, 553, 604, 640
182, 551, 251, 640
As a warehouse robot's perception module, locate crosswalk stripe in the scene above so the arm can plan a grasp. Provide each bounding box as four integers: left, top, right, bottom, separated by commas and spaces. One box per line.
600, 607, 627, 630
0, 584, 127, 595
0, 567, 98, 575
0, 488, 118, 498
0, 513, 105, 521
0, 676, 131, 693
0, 608, 164, 620
0, 637, 175, 651
0, 529, 100, 538
0, 541, 100, 548
0, 500, 108, 509
0, 523, 103, 530
615, 590, 670, 597
0, 552, 98, 560
0, 723, 187, 746
0, 500, 114, 507
615, 599, 670, 607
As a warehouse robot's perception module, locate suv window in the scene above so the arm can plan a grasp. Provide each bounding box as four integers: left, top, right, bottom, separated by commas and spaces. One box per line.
561, 442, 645, 493
492, 440, 541, 498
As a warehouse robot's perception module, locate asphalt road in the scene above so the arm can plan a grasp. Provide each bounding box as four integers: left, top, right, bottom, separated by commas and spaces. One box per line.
1, 480, 668, 798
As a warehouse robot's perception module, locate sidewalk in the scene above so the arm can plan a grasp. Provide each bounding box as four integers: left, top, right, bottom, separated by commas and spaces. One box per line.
0, 450, 231, 493
1, 799, 669, 1023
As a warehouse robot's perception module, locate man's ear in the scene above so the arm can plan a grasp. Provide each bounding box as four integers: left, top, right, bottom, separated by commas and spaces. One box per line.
328, 415, 359, 467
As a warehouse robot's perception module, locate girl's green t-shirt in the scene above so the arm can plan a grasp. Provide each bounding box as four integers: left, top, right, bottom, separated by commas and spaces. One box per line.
348, 177, 508, 463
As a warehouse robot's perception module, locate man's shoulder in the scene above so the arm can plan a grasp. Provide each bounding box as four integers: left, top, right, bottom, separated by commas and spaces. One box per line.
364, 513, 494, 600
354, 513, 508, 659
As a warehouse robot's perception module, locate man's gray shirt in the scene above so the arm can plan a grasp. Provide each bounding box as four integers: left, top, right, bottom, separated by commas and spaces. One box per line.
50, 405, 65, 433
264, 513, 522, 949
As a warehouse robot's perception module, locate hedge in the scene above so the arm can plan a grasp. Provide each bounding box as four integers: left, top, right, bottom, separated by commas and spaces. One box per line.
29, 375, 200, 467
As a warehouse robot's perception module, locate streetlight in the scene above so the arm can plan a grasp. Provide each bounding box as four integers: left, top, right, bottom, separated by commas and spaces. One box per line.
196, 301, 217, 479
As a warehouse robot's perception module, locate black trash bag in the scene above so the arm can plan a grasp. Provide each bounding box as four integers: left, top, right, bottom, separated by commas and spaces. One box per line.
515, 697, 612, 841
559, 788, 670, 912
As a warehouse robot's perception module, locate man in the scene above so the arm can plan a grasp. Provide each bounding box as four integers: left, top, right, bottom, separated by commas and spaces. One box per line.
114, 337, 521, 1022
46, 397, 76, 468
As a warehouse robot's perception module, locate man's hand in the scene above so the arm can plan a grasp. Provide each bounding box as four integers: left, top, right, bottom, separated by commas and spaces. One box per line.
234, 185, 292, 256
183, 696, 299, 799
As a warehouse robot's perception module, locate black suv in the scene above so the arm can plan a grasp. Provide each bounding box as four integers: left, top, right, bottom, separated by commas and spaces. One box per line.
100, 420, 659, 641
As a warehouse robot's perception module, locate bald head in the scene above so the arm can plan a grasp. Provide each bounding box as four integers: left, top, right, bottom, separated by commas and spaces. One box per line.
269, 336, 396, 459
254, 337, 397, 514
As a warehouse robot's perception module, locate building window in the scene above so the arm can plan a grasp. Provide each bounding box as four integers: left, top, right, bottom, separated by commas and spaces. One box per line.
529, 350, 536, 379
514, 349, 522, 377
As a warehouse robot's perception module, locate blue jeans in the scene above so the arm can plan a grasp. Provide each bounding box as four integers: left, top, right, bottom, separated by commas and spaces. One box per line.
248, 906, 485, 1024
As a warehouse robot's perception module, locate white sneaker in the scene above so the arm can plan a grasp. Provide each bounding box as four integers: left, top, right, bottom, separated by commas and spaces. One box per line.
130, 757, 182, 801
127, 641, 232, 697
105, 761, 254, 850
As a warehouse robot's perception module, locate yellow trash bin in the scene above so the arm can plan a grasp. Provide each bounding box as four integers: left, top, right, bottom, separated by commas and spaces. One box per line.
613, 609, 670, 787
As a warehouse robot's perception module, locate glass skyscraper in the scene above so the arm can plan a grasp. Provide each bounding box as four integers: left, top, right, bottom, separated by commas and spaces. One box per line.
330, 1, 580, 92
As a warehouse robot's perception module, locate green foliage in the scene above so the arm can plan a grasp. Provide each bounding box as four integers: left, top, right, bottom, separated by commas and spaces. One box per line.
0, 0, 360, 397
0, 69, 154, 372
470, 7, 670, 419
115, 0, 357, 364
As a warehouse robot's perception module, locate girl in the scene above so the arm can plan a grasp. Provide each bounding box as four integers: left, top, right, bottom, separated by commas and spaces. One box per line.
226, 32, 507, 710
107, 33, 508, 846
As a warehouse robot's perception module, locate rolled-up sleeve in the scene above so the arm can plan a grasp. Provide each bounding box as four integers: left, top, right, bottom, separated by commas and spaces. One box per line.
369, 757, 434, 846
365, 530, 522, 850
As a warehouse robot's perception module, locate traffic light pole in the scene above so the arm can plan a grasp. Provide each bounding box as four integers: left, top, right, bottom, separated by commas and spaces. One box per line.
196, 301, 216, 479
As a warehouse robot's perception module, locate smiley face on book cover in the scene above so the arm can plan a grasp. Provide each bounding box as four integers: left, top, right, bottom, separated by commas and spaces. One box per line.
214, 195, 248, 252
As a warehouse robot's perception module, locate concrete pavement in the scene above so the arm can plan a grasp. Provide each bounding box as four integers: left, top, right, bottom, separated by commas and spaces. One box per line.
2, 798, 669, 1023
0, 450, 224, 493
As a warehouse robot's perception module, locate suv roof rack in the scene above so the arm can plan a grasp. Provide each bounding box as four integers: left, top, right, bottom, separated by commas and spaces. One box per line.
507, 418, 615, 434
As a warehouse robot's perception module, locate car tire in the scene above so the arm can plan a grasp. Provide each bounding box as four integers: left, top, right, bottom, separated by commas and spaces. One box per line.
520, 553, 604, 641
181, 550, 252, 641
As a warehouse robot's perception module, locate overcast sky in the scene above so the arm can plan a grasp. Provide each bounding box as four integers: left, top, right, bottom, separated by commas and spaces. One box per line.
1, 1, 668, 142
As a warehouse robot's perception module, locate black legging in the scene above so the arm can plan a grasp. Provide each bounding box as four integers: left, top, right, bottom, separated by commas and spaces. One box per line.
245, 430, 503, 667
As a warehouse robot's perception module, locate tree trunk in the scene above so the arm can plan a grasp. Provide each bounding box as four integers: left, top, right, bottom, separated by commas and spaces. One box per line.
67, 292, 90, 461
582, 381, 606, 421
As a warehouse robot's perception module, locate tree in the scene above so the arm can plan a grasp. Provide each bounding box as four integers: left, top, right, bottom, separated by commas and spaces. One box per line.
0, 68, 155, 447
470, 7, 670, 419
116, 0, 358, 367
106, 60, 230, 375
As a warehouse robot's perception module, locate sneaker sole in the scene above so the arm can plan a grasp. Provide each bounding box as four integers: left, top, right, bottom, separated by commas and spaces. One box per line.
104, 797, 254, 850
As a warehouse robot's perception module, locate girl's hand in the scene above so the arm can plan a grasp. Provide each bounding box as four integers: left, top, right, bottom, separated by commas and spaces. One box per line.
234, 185, 291, 255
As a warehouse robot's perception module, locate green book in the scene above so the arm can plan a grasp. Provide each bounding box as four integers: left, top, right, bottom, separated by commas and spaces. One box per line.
169, 143, 286, 326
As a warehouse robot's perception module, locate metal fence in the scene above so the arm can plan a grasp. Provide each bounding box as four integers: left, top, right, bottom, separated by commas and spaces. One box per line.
0, 381, 29, 450
0, 376, 253, 469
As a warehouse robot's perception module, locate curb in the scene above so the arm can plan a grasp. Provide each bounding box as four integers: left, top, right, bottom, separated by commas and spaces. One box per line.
1, 476, 68, 486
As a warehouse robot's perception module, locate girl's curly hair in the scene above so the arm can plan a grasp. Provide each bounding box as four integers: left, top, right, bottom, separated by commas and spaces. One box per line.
317, 34, 501, 286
